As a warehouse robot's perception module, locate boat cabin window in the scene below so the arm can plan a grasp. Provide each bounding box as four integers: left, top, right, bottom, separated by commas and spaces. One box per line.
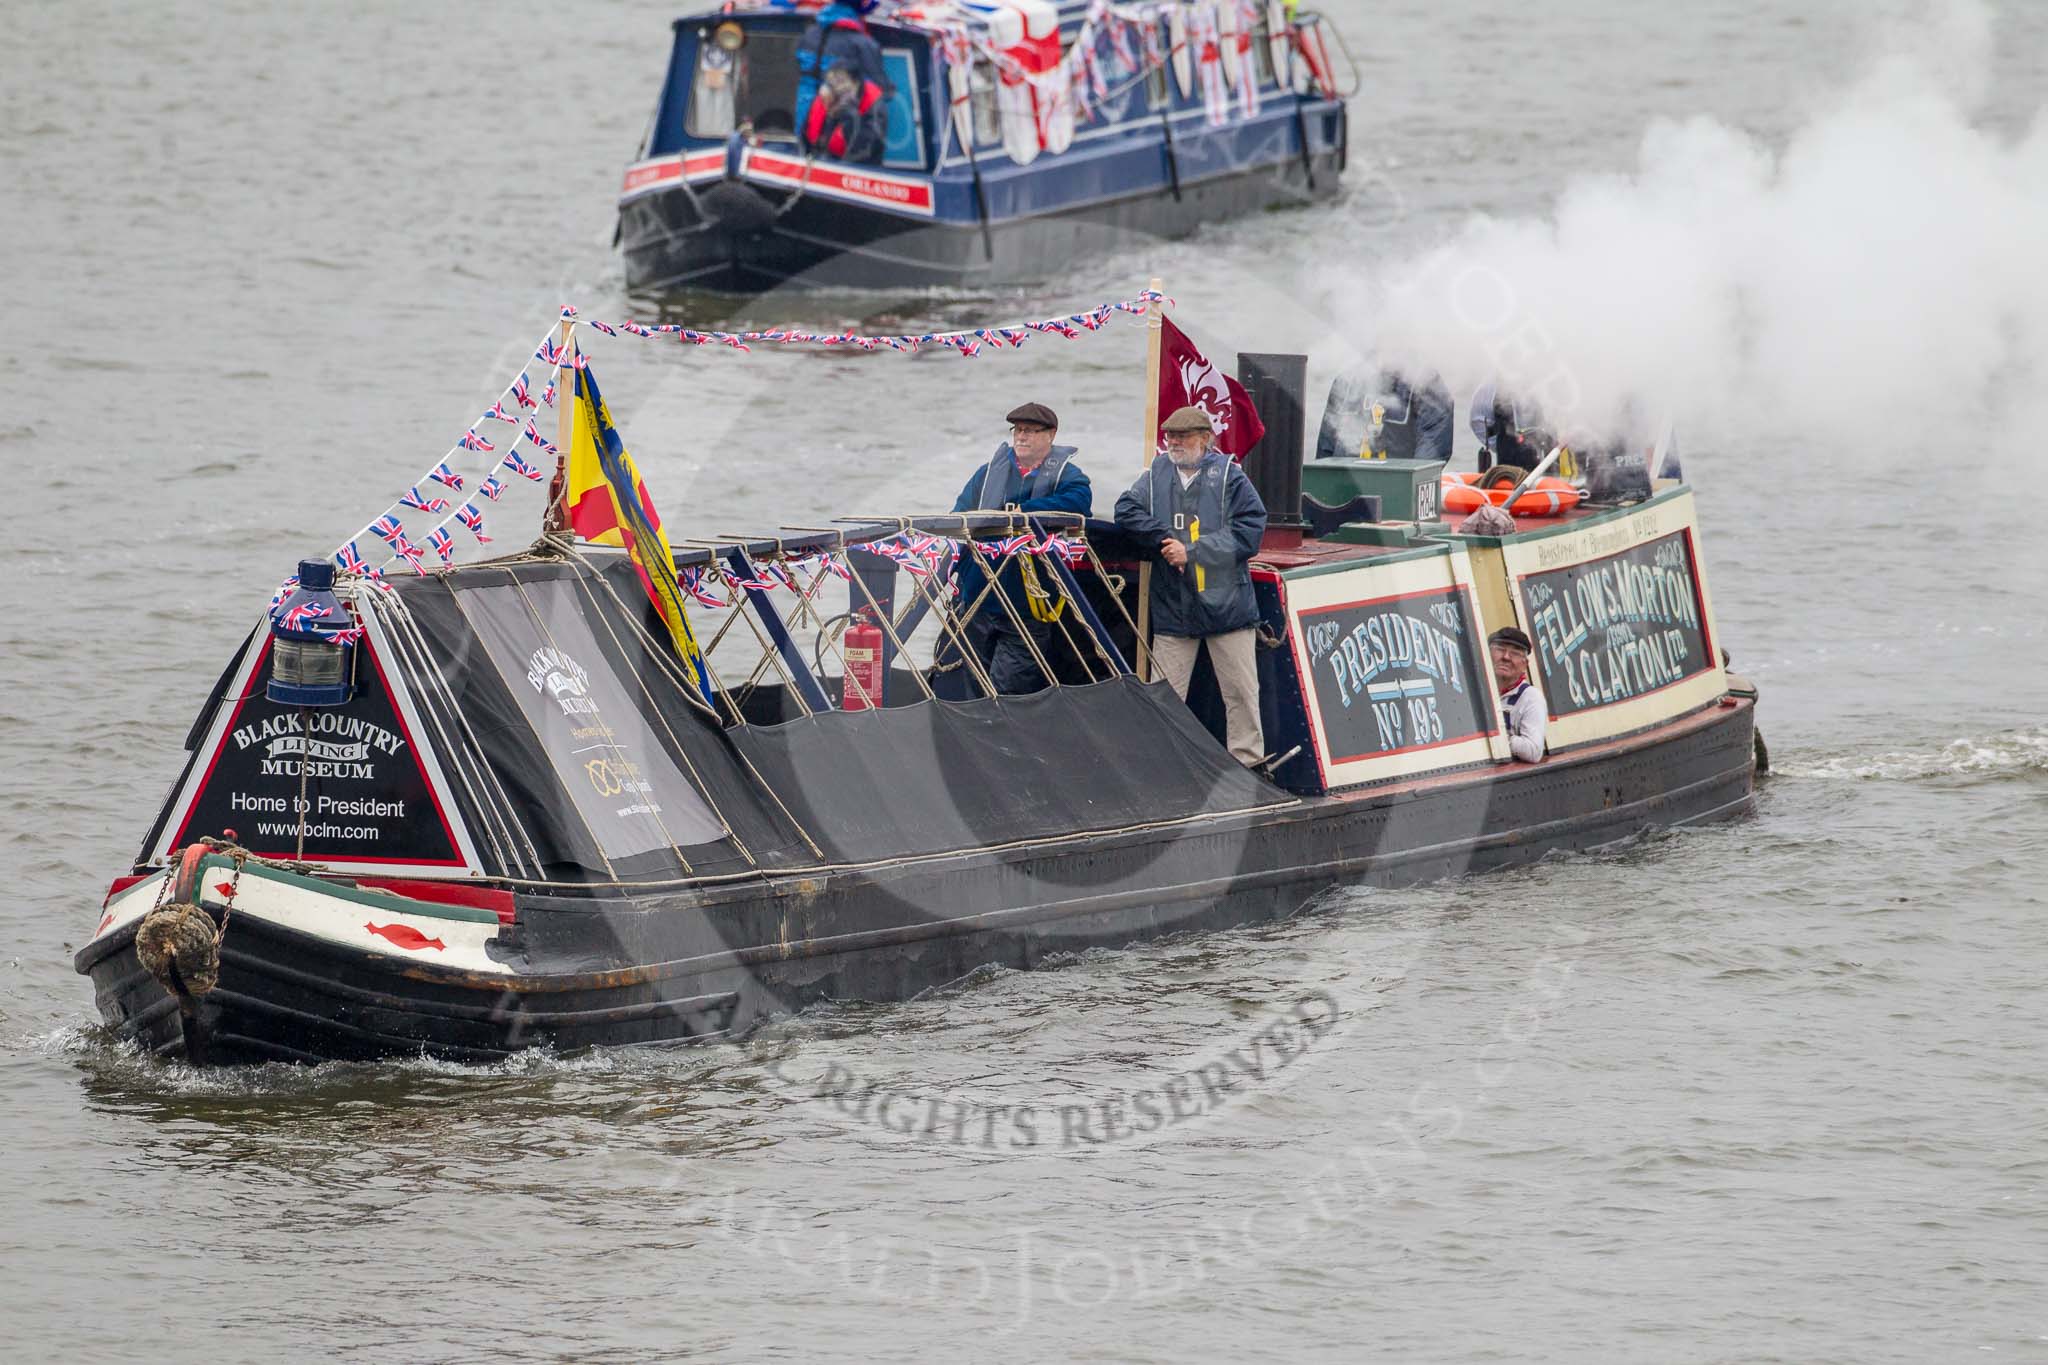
1252, 21, 1275, 86
969, 58, 1001, 146
687, 27, 804, 141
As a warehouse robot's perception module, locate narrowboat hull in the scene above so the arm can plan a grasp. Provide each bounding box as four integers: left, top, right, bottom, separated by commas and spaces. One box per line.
618, 147, 1345, 294
77, 695, 1755, 1066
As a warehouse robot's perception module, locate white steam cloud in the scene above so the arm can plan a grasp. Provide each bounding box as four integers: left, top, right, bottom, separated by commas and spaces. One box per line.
1328, 0, 2048, 463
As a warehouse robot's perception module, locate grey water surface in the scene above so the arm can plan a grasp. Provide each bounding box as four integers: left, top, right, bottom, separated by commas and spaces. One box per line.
2, 2, 2044, 1361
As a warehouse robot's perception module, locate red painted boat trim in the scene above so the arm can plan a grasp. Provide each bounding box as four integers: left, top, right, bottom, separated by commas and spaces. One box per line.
353, 876, 517, 925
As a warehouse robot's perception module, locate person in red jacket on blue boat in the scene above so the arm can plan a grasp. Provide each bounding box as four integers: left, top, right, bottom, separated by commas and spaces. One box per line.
804, 60, 889, 164
795, 0, 889, 162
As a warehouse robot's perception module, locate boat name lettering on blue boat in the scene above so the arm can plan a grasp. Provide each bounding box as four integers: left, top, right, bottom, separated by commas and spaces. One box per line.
1521, 529, 1711, 715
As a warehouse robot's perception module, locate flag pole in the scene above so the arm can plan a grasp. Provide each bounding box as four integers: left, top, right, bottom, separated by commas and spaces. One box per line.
545, 315, 576, 537
1136, 276, 1164, 681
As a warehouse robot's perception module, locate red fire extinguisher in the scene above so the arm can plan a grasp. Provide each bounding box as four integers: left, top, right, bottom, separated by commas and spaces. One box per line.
841, 609, 885, 711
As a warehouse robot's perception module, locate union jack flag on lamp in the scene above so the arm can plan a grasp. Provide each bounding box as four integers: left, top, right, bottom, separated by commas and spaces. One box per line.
278, 600, 332, 630
399, 486, 451, 514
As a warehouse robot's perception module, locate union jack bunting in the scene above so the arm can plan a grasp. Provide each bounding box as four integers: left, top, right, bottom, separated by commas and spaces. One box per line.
536, 337, 567, 367
268, 576, 299, 611
455, 503, 491, 542
369, 515, 407, 545
680, 566, 728, 608
477, 474, 508, 501
521, 420, 557, 456
619, 322, 656, 337
503, 451, 545, 481
512, 374, 537, 409
483, 400, 516, 424
458, 429, 494, 453
722, 566, 781, 593
542, 381, 556, 409
427, 526, 455, 564
399, 486, 451, 514
559, 305, 578, 319
391, 534, 426, 572
278, 601, 332, 630
334, 541, 367, 574
430, 460, 467, 489
585, 319, 617, 337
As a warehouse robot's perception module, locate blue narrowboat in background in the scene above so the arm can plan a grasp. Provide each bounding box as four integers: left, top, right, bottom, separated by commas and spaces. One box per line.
616, 0, 1354, 294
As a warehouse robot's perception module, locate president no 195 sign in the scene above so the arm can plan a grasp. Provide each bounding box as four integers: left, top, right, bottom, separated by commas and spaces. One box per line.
1297, 586, 1493, 762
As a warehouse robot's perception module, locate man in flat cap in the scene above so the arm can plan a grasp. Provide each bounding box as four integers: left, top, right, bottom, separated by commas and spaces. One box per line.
1114, 405, 1270, 765
1489, 626, 1547, 762
945, 400, 1093, 694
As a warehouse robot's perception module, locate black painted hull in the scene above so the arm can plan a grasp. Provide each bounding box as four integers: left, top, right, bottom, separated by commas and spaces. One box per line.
79, 698, 1756, 1065
618, 150, 1346, 295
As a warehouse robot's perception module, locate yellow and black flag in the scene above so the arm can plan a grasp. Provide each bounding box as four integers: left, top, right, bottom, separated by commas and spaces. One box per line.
565, 360, 714, 706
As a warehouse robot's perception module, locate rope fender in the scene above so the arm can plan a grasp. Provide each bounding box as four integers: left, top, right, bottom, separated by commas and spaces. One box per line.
134, 840, 245, 1006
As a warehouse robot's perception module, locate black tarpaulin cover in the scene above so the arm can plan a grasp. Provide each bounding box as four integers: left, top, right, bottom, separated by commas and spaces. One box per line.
385, 553, 1288, 884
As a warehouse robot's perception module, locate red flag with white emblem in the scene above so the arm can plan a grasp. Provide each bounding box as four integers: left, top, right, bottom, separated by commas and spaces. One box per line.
1156, 315, 1267, 461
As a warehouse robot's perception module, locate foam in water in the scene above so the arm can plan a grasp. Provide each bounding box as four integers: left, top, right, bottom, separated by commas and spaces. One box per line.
1324, 0, 2048, 464
1775, 725, 2048, 781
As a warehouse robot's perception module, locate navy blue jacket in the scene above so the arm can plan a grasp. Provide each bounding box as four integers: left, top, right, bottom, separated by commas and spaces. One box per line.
1114, 452, 1267, 638
951, 445, 1091, 631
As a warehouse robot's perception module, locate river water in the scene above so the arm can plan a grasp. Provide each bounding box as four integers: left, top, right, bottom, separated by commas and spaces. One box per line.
3, 1, 2045, 1360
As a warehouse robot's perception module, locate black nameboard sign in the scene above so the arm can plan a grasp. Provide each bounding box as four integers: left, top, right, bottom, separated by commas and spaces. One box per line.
1299, 586, 1493, 762
173, 639, 465, 867
1519, 528, 1713, 716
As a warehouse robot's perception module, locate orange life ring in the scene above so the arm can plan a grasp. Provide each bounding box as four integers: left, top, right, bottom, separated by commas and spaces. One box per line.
1439, 472, 1583, 516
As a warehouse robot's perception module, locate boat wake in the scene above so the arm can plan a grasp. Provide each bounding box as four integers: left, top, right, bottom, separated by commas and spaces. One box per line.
1774, 727, 2048, 783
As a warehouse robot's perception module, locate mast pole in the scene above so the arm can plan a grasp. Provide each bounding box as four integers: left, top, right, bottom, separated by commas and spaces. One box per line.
1136, 276, 1164, 681
546, 315, 576, 536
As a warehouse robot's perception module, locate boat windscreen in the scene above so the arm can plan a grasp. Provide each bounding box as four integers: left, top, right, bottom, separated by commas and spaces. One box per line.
689, 31, 803, 140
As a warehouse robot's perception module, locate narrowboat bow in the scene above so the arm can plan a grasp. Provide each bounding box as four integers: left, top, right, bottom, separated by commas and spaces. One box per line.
617, 0, 1352, 293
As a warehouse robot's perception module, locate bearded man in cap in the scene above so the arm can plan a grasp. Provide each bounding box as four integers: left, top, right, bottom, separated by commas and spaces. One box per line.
1489, 626, 1547, 762
943, 400, 1092, 695
1113, 405, 1270, 765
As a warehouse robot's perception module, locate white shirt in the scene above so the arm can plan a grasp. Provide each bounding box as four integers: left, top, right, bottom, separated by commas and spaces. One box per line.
1501, 677, 1547, 763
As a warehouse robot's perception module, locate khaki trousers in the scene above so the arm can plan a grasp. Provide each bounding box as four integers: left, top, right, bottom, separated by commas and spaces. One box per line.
1151, 628, 1265, 765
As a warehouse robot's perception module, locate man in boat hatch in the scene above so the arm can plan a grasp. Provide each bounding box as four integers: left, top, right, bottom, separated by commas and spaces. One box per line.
795, 0, 889, 155
1114, 406, 1270, 766
1490, 626, 1547, 763
1470, 382, 1555, 477
944, 401, 1094, 695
